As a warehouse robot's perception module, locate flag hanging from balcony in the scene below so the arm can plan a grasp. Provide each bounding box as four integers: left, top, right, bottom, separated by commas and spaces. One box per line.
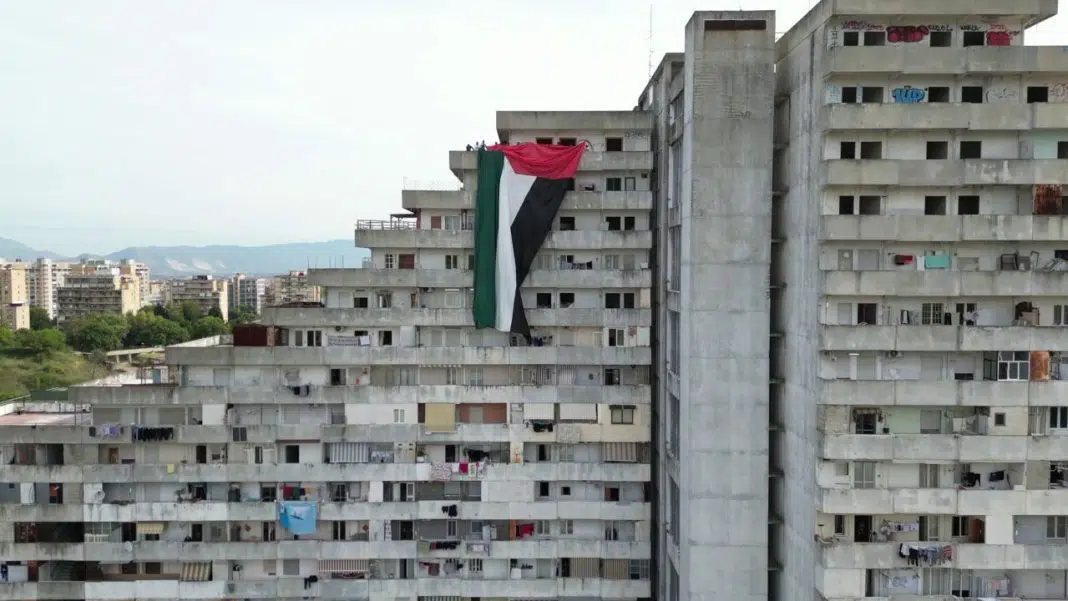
472, 142, 586, 338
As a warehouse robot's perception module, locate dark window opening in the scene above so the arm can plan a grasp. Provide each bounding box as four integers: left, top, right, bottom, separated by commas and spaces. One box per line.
354, 297, 368, 308
858, 196, 881, 215
930, 31, 952, 47
605, 293, 621, 309
564, 178, 575, 191
841, 87, 858, 104
859, 142, 882, 159
924, 196, 948, 215
606, 216, 622, 231
536, 293, 552, 309
958, 195, 980, 215
559, 216, 575, 231
624, 216, 635, 230
704, 19, 767, 31
926, 141, 949, 160
928, 87, 950, 103
1028, 86, 1049, 104
605, 137, 623, 151
284, 445, 299, 464
838, 196, 855, 215
1058, 142, 1068, 159
857, 303, 878, 325
861, 87, 883, 103
963, 31, 986, 47
606, 177, 623, 191
535, 137, 553, 145
840, 141, 856, 159
623, 293, 635, 309
961, 86, 984, 104
960, 141, 982, 159
559, 292, 574, 307
558, 138, 576, 146
842, 31, 859, 46
863, 31, 886, 46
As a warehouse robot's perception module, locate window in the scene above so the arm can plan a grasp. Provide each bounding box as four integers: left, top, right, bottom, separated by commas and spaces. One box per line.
842, 31, 859, 46
919, 515, 940, 542
384, 254, 396, 269
921, 303, 945, 325
1059, 142, 1068, 160
926, 141, 949, 159
606, 216, 622, 231
559, 216, 575, 231
958, 195, 980, 215
332, 521, 347, 540
995, 351, 1029, 381
919, 410, 942, 434
536, 293, 552, 308
840, 141, 856, 159
467, 367, 484, 386
962, 31, 985, 47
604, 368, 621, 385
863, 31, 885, 46
623, 293, 635, 308
1028, 86, 1050, 103
629, 559, 651, 580
927, 86, 950, 103
330, 369, 346, 386
605, 137, 623, 151
445, 255, 461, 270
860, 141, 882, 159
282, 559, 299, 576
254, 446, 263, 464
834, 462, 850, 477
1054, 305, 1068, 326
376, 292, 392, 308
624, 216, 635, 230
853, 461, 876, 489
605, 293, 621, 309
994, 412, 1006, 426
919, 464, 940, 488
536, 481, 550, 498
924, 196, 947, 215
611, 405, 636, 424
606, 177, 622, 191
604, 254, 620, 269
284, 445, 299, 464
306, 330, 322, 347
559, 292, 574, 307
446, 520, 458, 538
1048, 516, 1068, 540
377, 330, 393, 346
445, 366, 461, 385
353, 296, 369, 308
960, 141, 982, 159
535, 137, 553, 145
860, 86, 883, 103
838, 196, 855, 215
1050, 407, 1068, 430
833, 515, 846, 536
558, 138, 576, 146
398, 254, 415, 269
232, 427, 247, 442
623, 177, 636, 191
607, 328, 625, 347
393, 409, 405, 423
961, 86, 984, 103
929, 31, 951, 47
559, 519, 574, 535
841, 87, 858, 104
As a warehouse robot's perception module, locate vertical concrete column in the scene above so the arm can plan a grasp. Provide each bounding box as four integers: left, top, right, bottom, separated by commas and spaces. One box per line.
679, 11, 774, 601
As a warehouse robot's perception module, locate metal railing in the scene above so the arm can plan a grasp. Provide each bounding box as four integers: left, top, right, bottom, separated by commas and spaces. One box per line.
354, 219, 416, 231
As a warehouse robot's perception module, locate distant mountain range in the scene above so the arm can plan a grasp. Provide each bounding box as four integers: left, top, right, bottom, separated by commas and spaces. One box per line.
0, 237, 369, 277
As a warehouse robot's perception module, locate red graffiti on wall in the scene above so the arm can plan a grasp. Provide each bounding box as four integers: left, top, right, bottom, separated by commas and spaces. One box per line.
986, 31, 1011, 46
887, 25, 929, 43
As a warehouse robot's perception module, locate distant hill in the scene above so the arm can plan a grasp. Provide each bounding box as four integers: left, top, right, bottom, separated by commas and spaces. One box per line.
0, 237, 368, 277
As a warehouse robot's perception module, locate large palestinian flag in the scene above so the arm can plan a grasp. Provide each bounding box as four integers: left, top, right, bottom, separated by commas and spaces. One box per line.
472, 143, 586, 338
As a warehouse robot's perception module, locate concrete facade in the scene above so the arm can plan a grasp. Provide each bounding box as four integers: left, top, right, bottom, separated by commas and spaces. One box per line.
0, 262, 30, 331
774, 1, 1065, 601
56, 273, 141, 322
231, 274, 267, 314
166, 276, 229, 321
265, 271, 321, 307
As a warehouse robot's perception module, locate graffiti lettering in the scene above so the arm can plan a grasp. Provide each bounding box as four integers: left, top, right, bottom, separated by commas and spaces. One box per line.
959, 24, 984, 31
925, 24, 952, 32
1050, 83, 1068, 102
887, 25, 929, 43
892, 87, 926, 104
986, 31, 1011, 46
984, 86, 1019, 103
841, 20, 882, 31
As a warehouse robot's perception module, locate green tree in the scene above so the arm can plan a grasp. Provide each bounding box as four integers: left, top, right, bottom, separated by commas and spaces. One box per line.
229, 305, 259, 326
0, 325, 14, 348
180, 301, 202, 323
64, 314, 129, 353
190, 316, 230, 339
207, 306, 224, 319
14, 328, 66, 354
29, 307, 53, 330
126, 312, 190, 347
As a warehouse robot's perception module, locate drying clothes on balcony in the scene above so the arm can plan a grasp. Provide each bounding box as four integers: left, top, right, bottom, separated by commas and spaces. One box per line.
465, 449, 490, 461
441, 504, 458, 517
515, 523, 535, 538
95, 425, 122, 438
132, 427, 174, 441
423, 540, 460, 550
278, 501, 317, 535
988, 470, 1006, 482
898, 543, 952, 566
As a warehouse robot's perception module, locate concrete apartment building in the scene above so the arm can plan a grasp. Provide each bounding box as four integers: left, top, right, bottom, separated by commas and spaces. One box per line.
231, 274, 268, 314
5, 2, 1068, 601
0, 258, 71, 321
265, 270, 322, 307
56, 273, 142, 321
166, 275, 229, 321
0, 262, 30, 330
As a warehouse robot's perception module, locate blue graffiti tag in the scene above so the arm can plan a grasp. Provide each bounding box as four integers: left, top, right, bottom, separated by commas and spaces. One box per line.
892, 87, 926, 104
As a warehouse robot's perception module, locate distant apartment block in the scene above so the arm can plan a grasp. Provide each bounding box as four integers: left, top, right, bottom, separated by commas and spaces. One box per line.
56, 273, 140, 321
265, 270, 321, 307
230, 274, 267, 314
0, 262, 29, 330
166, 275, 229, 321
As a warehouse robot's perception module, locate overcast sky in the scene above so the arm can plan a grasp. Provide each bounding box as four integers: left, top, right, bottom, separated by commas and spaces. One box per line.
2, 1, 1065, 255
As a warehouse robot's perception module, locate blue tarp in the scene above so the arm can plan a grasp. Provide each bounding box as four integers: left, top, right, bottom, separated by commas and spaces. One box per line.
278, 501, 317, 535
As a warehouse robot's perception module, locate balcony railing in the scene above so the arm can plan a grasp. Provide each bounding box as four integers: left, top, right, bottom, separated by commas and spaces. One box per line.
354, 219, 415, 231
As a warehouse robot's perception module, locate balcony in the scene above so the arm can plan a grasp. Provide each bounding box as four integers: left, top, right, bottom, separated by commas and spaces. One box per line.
820, 324, 1068, 351
824, 45, 1068, 76
824, 270, 1068, 296
354, 228, 651, 250
261, 307, 651, 328
496, 110, 653, 134
70, 384, 651, 408
823, 379, 1068, 407
822, 215, 1068, 242
399, 189, 653, 211
823, 159, 1068, 187
821, 433, 1068, 462
448, 150, 653, 178
821, 102, 1068, 132
305, 267, 651, 289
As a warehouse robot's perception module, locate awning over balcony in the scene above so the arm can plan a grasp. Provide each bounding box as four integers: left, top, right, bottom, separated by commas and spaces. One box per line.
524, 403, 555, 420
424, 404, 456, 433
136, 522, 165, 536
180, 562, 211, 582
318, 559, 369, 575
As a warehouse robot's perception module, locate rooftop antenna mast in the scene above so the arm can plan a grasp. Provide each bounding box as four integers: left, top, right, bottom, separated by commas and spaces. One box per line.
647, 3, 654, 78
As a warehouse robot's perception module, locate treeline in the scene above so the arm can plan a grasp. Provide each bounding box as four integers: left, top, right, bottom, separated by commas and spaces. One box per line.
0, 302, 259, 354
